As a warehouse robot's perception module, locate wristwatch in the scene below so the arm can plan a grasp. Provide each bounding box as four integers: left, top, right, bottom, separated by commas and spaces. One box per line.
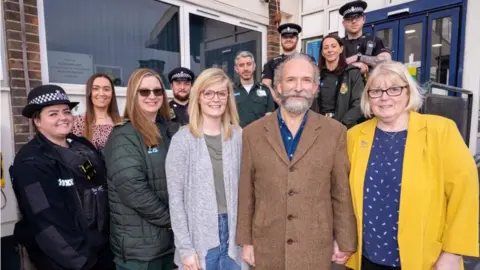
356, 53, 362, 62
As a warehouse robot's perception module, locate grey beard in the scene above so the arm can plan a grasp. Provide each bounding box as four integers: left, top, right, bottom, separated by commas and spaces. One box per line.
279, 95, 314, 114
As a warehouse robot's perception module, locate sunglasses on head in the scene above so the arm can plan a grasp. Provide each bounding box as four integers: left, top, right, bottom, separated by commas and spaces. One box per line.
138, 88, 164, 97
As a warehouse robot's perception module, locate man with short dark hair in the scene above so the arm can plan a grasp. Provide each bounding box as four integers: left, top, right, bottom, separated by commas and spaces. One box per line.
262, 23, 315, 104
168, 67, 195, 126
234, 51, 275, 127
340, 0, 391, 74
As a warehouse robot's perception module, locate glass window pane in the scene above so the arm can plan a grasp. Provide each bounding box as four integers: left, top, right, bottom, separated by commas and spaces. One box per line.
44, 0, 180, 88
430, 17, 452, 84
189, 13, 263, 82
403, 23, 423, 81
376, 29, 393, 52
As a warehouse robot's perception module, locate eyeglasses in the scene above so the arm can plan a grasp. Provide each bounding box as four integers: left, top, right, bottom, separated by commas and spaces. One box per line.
202, 90, 229, 100
367, 86, 407, 99
138, 88, 164, 97
344, 14, 363, 22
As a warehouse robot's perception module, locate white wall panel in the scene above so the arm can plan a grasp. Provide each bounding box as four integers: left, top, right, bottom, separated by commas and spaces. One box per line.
302, 0, 323, 13
327, 0, 347, 8
329, 9, 341, 33
364, 0, 389, 12
302, 12, 325, 38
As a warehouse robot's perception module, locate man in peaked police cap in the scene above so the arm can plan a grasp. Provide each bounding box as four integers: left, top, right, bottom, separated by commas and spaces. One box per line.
340, 0, 391, 74
168, 67, 195, 126
261, 23, 316, 106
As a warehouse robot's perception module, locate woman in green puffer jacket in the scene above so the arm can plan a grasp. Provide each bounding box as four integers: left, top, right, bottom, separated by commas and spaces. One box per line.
103, 68, 179, 270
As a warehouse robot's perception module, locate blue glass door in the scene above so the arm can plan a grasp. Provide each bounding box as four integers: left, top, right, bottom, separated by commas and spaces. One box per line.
425, 8, 461, 86
372, 21, 399, 60
398, 15, 428, 84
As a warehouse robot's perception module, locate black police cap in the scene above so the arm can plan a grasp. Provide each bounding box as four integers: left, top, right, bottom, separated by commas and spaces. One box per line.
339, 0, 368, 18
277, 23, 302, 37
168, 67, 195, 83
22, 84, 78, 118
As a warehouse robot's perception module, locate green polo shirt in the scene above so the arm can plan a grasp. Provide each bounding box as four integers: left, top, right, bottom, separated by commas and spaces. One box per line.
234, 82, 275, 128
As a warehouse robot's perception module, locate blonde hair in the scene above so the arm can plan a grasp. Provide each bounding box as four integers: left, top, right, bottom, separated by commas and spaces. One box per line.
187, 68, 240, 140
124, 68, 171, 147
361, 61, 424, 118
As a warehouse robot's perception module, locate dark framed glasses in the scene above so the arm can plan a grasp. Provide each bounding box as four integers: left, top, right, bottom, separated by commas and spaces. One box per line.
367, 86, 407, 99
202, 90, 229, 100
344, 14, 363, 22
138, 88, 164, 97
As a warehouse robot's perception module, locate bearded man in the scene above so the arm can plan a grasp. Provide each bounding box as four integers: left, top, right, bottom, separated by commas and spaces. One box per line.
236, 53, 357, 269
168, 67, 195, 126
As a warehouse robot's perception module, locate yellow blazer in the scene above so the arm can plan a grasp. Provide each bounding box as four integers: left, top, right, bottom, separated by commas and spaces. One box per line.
346, 111, 479, 269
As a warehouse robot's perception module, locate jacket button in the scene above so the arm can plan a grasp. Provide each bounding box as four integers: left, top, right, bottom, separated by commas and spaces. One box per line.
288, 190, 295, 196
287, 239, 293, 245
287, 214, 294, 220
289, 167, 295, 172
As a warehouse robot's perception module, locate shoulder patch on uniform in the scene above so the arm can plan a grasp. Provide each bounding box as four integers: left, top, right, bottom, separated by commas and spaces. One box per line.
340, 82, 348, 94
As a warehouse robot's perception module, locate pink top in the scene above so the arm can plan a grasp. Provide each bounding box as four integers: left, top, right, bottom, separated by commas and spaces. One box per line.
72, 115, 114, 150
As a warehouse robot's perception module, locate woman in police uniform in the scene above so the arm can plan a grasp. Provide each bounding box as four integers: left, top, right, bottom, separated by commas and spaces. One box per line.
9, 85, 112, 270
314, 34, 365, 128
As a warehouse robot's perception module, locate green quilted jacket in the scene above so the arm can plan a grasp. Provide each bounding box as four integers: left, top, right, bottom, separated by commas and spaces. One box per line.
103, 117, 179, 261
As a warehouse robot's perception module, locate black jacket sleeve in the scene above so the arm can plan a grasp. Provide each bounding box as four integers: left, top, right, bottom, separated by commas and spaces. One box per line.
261, 61, 274, 80
10, 161, 91, 270
340, 68, 365, 128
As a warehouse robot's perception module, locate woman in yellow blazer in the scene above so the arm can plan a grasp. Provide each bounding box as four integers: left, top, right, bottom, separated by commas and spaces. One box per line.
345, 62, 478, 270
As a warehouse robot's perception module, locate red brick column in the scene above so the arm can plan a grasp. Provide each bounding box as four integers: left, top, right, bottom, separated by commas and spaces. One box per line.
3, 0, 42, 152
267, 0, 281, 61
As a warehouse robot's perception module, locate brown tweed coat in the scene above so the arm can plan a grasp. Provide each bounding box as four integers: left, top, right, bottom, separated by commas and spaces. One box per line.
236, 110, 357, 270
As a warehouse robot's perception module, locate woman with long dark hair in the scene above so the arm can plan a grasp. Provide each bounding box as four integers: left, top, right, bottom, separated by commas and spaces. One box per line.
73, 73, 121, 150
314, 34, 365, 128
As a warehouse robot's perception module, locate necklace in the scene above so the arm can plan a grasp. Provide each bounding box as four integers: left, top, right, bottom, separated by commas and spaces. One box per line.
379, 129, 398, 139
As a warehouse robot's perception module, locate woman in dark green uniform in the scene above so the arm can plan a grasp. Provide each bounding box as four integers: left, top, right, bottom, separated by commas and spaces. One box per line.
314, 34, 365, 128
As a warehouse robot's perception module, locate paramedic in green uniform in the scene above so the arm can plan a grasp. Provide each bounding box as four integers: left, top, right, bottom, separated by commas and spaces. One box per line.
234, 51, 275, 128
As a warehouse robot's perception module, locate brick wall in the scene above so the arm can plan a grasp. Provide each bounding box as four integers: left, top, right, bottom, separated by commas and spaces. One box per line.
3, 0, 41, 153
267, 0, 281, 61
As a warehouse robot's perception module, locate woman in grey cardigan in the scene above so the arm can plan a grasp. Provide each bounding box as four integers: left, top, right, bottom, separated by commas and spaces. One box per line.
166, 68, 248, 270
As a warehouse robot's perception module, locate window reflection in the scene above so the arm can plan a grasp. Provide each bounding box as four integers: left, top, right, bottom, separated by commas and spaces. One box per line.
44, 0, 180, 88
403, 23, 423, 81
430, 17, 452, 84
189, 13, 262, 82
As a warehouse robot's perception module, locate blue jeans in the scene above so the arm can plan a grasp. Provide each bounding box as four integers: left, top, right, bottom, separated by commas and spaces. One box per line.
205, 214, 240, 270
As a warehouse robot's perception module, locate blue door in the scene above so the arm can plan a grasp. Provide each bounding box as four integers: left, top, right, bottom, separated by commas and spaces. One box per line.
398, 15, 428, 83
367, 8, 461, 87
425, 8, 461, 86
371, 21, 399, 60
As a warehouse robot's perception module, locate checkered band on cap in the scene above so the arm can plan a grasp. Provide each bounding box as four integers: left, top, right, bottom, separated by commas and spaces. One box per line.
171, 71, 192, 80
28, 90, 70, 105
281, 27, 299, 35
344, 5, 364, 16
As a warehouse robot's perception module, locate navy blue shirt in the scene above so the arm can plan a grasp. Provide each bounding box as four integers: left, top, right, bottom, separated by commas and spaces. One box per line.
362, 128, 407, 267
277, 110, 308, 160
